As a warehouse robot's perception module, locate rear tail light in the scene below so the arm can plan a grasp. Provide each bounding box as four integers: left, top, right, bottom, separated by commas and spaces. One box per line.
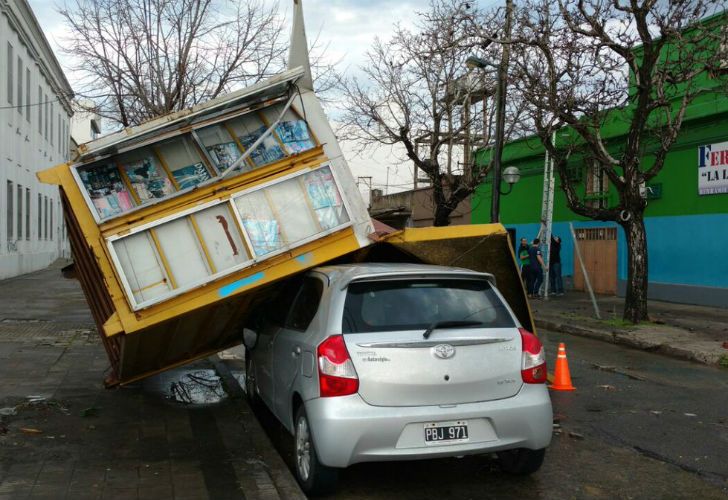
317, 335, 359, 397
519, 328, 547, 384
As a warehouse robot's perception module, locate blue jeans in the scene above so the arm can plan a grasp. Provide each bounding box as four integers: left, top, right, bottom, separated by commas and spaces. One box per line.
549, 262, 563, 293
530, 268, 543, 296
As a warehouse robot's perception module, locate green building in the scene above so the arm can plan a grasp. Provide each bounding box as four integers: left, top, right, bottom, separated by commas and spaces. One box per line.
472, 14, 728, 307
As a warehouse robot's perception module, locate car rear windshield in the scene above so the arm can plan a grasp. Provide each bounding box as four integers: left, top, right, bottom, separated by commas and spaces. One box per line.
342, 278, 515, 333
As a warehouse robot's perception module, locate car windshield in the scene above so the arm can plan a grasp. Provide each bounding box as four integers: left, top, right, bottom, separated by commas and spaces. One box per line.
342, 278, 515, 333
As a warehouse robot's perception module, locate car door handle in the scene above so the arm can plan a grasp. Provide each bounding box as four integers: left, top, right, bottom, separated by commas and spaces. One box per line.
292, 346, 301, 357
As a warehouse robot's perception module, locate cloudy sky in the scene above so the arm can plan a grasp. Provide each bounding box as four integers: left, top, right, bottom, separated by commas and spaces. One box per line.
27, 0, 500, 196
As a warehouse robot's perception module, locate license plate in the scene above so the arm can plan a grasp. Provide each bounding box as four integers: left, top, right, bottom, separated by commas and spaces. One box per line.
424, 420, 469, 444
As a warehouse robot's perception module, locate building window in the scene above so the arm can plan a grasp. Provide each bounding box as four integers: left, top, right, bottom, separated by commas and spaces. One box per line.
50, 199, 54, 240
25, 188, 30, 240
37, 87, 42, 133
7, 181, 14, 243
6, 43, 13, 105
50, 103, 54, 146
37, 194, 42, 240
17, 185, 23, 240
17, 57, 23, 115
44, 196, 49, 240
45, 96, 49, 140
585, 161, 609, 209
25, 68, 30, 122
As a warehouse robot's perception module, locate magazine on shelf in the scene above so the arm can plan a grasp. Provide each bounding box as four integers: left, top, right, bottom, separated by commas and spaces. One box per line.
121, 157, 175, 202
172, 163, 212, 189
238, 126, 286, 166
276, 120, 315, 154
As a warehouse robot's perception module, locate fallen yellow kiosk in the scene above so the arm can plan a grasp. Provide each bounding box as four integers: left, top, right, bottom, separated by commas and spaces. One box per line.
38, 3, 533, 386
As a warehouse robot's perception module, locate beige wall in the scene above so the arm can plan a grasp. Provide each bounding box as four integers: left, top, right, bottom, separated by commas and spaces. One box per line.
370, 187, 472, 228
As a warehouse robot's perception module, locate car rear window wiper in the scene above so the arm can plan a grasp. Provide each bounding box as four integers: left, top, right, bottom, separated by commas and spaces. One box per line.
423, 320, 484, 339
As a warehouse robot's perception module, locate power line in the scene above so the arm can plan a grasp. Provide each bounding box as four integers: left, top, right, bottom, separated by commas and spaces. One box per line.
0, 92, 75, 111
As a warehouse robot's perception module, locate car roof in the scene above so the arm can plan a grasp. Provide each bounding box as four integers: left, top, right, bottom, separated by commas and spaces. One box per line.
310, 263, 495, 288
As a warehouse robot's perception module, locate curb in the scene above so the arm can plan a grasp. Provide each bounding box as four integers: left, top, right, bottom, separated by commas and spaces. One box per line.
210, 355, 307, 500
535, 318, 726, 368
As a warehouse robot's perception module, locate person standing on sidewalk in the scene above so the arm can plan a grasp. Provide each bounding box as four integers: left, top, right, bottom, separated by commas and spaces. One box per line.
528, 238, 546, 298
518, 238, 531, 290
550, 235, 564, 296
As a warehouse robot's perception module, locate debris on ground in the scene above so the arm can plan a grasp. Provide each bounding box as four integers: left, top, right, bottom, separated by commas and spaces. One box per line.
568, 431, 585, 440
0, 407, 17, 416
19, 427, 43, 435
80, 407, 99, 417
597, 384, 617, 391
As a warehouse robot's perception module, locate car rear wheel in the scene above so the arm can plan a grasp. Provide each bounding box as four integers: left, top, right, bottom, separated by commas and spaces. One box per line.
497, 448, 546, 476
244, 350, 260, 406
293, 405, 338, 496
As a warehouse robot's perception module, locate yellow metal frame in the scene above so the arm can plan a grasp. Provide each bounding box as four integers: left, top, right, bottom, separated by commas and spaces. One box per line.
38, 145, 360, 337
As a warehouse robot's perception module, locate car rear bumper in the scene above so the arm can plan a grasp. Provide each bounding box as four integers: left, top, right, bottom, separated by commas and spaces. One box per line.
304, 383, 553, 468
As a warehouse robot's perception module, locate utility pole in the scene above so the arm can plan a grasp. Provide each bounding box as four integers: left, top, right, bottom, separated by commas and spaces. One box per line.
490, 0, 513, 223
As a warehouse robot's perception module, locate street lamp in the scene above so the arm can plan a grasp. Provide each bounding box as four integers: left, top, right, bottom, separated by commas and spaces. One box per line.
499, 165, 521, 195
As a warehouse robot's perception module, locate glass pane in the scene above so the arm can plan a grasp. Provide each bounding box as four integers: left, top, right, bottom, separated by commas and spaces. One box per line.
260, 105, 316, 155
154, 218, 211, 288
156, 136, 211, 189
234, 190, 282, 256
233, 166, 349, 258
113, 232, 171, 304
227, 113, 285, 167
343, 279, 515, 334
196, 125, 248, 174
267, 178, 320, 244
78, 163, 135, 219
117, 149, 175, 203
192, 204, 250, 272
302, 167, 349, 230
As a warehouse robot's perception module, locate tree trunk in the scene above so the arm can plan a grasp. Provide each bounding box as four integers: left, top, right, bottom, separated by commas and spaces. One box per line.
622, 214, 649, 323
433, 205, 451, 227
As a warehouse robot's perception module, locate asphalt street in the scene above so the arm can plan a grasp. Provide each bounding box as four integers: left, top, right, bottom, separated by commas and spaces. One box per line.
252, 329, 728, 499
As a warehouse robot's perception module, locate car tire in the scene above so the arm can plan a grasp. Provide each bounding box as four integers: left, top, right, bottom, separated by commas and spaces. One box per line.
244, 350, 260, 406
497, 448, 546, 476
293, 405, 339, 496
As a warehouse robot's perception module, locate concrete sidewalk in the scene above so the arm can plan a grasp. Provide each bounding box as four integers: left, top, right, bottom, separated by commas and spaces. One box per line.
531, 291, 728, 368
0, 261, 304, 500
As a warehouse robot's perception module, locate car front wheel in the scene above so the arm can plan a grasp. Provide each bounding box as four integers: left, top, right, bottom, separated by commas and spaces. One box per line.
244, 350, 260, 406
293, 405, 338, 496
497, 448, 546, 476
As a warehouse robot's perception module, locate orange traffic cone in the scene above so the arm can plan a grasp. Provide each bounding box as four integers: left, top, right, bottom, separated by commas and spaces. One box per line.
549, 343, 576, 391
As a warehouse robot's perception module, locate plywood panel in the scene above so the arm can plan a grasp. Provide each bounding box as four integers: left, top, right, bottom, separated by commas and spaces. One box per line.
573, 228, 617, 294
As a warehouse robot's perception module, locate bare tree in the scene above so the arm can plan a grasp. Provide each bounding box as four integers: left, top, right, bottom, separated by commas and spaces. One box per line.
510, 0, 725, 322
337, 0, 526, 226
60, 0, 286, 127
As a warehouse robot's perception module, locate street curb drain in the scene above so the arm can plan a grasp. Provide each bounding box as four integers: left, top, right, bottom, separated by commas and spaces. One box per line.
210, 355, 306, 500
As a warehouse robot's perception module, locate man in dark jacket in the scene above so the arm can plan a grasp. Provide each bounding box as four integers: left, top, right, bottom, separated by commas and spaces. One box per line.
527, 238, 546, 298
550, 236, 564, 295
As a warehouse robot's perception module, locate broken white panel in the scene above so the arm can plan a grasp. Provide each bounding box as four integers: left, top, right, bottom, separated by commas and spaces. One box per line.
191, 204, 250, 271
113, 232, 171, 304
154, 218, 211, 288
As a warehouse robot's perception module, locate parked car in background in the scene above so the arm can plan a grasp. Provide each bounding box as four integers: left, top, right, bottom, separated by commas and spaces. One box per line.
243, 263, 553, 495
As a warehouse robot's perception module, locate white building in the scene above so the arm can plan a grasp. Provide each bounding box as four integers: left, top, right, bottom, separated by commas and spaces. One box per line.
70, 99, 101, 145
1, 0, 73, 279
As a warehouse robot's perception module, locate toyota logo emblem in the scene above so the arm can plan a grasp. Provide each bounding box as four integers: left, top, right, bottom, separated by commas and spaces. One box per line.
432, 344, 455, 359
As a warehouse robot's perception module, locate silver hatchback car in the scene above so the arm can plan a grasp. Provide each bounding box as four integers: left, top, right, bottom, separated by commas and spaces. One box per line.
243, 263, 552, 495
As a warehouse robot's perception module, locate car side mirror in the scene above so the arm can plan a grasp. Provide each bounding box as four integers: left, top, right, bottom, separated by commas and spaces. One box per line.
242, 328, 258, 350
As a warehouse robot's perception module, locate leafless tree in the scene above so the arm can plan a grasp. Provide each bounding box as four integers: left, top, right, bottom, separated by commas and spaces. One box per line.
337, 0, 527, 226
510, 0, 726, 323
59, 0, 287, 127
